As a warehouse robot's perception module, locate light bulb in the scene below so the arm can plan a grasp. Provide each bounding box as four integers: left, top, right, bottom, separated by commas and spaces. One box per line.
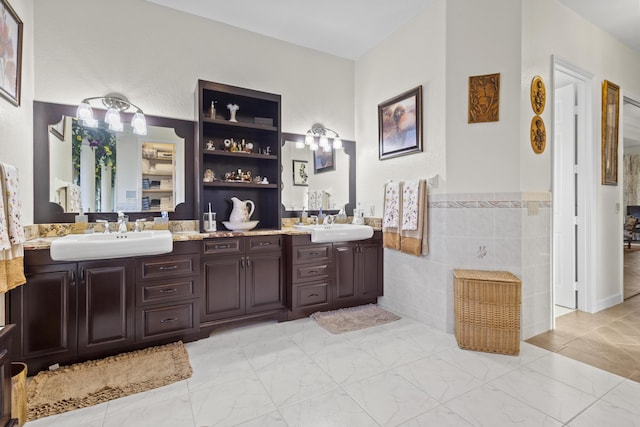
319, 135, 329, 148
76, 102, 93, 121
309, 141, 319, 151
332, 136, 342, 150
104, 107, 121, 127
305, 133, 314, 146
131, 112, 147, 135
322, 144, 332, 153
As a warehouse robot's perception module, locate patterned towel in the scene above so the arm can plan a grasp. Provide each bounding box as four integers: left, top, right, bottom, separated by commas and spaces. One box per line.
382, 181, 401, 250
400, 179, 428, 256
402, 180, 420, 231
0, 162, 26, 292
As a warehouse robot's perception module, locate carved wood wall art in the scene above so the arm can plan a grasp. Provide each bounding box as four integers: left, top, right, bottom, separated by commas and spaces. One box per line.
468, 73, 500, 123
530, 115, 546, 154
530, 75, 546, 115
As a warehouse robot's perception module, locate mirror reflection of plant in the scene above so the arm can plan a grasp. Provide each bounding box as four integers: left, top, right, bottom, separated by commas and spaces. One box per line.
71, 119, 117, 189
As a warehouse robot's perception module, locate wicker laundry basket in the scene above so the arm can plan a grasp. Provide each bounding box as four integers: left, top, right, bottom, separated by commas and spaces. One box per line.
453, 269, 521, 355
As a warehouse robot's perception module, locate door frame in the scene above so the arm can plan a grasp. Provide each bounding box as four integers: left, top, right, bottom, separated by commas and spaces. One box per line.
551, 56, 596, 323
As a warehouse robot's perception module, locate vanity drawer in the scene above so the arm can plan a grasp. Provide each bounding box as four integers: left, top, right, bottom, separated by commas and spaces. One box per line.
293, 244, 332, 264
202, 238, 243, 255
137, 300, 197, 341
137, 279, 196, 305
137, 254, 199, 281
247, 235, 282, 252
293, 263, 330, 282
292, 281, 330, 309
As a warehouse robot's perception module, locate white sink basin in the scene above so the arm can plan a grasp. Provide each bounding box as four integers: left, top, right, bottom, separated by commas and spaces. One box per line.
293, 223, 374, 243
50, 230, 173, 261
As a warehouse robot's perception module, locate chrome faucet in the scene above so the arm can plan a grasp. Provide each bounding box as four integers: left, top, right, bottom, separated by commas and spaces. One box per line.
325, 215, 336, 225
134, 218, 146, 232
117, 211, 128, 233
96, 219, 110, 234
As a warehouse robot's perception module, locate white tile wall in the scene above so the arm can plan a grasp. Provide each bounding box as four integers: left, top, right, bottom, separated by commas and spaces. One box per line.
379, 192, 552, 339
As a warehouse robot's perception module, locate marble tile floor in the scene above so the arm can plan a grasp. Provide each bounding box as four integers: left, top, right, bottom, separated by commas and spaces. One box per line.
25, 314, 640, 427
527, 294, 640, 384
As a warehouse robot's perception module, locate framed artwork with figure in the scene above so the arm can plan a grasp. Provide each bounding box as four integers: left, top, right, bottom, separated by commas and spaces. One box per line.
601, 79, 620, 186
378, 86, 423, 160
0, 0, 23, 106
292, 160, 308, 186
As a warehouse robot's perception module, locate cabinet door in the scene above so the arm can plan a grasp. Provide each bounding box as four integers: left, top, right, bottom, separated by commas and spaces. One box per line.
77, 259, 135, 356
201, 255, 245, 321
246, 250, 284, 313
333, 243, 358, 304
8, 263, 77, 367
359, 242, 383, 298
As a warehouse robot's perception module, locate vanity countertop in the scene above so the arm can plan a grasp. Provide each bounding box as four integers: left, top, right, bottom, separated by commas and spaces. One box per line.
23, 228, 311, 250
22, 219, 382, 250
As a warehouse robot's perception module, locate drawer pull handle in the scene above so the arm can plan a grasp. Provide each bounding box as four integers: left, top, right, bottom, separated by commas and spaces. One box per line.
308, 293, 319, 297
160, 317, 178, 323
216, 244, 230, 249
309, 252, 319, 256
308, 270, 318, 274
259, 242, 272, 246
159, 265, 178, 271
159, 288, 177, 293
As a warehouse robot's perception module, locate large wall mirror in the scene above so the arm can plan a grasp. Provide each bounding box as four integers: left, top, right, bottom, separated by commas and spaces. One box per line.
34, 101, 196, 223
281, 132, 355, 218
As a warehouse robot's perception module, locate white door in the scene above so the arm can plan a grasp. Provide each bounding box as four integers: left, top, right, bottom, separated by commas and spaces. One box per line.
554, 83, 578, 309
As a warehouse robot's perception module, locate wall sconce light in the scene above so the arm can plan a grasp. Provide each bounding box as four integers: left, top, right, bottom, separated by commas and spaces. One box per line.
76, 93, 147, 135
303, 123, 342, 152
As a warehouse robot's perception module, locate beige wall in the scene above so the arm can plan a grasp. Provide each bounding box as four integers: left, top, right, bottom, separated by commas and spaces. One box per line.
0, 0, 33, 225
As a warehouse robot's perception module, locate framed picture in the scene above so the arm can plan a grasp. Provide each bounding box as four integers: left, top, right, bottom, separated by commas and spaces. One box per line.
378, 86, 423, 160
292, 160, 308, 186
602, 79, 620, 185
468, 73, 500, 123
0, 0, 23, 106
314, 148, 335, 173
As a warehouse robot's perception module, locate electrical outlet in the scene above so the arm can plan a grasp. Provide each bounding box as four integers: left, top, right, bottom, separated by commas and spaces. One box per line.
368, 204, 375, 216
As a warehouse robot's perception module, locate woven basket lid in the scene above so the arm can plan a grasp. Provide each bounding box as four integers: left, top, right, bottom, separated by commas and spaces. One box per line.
453, 269, 520, 283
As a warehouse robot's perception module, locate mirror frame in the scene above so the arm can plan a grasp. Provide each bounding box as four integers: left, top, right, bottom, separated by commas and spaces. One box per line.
280, 132, 355, 218
34, 101, 197, 223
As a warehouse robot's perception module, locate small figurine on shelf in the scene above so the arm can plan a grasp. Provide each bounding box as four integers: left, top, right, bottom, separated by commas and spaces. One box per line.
227, 104, 239, 122
245, 142, 254, 153
203, 168, 215, 182
261, 177, 269, 184
206, 140, 215, 151
223, 138, 233, 151
264, 146, 271, 155
230, 140, 239, 152
209, 101, 217, 119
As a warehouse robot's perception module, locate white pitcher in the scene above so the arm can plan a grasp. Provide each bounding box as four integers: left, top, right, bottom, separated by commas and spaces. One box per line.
229, 197, 255, 223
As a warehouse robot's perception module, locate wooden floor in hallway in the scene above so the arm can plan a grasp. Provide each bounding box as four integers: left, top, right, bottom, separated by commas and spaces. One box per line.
527, 248, 640, 382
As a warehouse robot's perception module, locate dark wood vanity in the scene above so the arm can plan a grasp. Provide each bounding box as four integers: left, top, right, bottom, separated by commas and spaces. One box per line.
7, 233, 382, 374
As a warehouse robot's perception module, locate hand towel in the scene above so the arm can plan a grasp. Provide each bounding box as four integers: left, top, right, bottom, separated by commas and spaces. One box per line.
382, 181, 401, 250
0, 162, 26, 292
400, 179, 428, 256
401, 180, 420, 231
